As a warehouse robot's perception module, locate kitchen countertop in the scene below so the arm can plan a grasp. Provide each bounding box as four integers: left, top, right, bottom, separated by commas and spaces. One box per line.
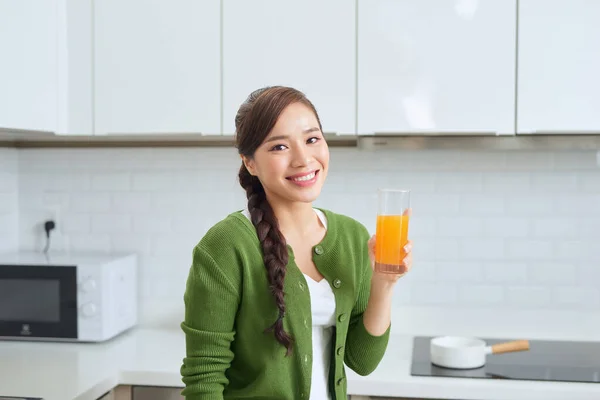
1, 307, 599, 400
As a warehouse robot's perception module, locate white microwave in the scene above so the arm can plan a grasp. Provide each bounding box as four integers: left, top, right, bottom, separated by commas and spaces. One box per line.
0, 251, 137, 342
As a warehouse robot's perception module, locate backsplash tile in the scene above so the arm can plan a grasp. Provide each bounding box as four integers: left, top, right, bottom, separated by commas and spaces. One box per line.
11, 146, 600, 328
0, 148, 18, 253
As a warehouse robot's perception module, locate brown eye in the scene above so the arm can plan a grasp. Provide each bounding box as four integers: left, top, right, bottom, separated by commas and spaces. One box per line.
270, 144, 287, 151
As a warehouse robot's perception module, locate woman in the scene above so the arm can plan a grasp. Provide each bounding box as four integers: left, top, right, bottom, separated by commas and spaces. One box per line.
180, 86, 413, 400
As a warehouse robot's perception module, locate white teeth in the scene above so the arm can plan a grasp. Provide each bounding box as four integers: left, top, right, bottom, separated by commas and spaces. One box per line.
291, 172, 316, 182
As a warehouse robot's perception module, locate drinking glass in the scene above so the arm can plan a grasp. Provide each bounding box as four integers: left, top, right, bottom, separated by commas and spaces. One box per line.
375, 189, 411, 274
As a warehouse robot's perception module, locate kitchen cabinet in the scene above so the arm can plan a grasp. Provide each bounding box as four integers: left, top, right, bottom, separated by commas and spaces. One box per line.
98, 385, 183, 400
93, 0, 221, 135
132, 386, 183, 399
57, 0, 94, 135
356, 0, 517, 135
0, 0, 93, 135
222, 0, 356, 135
517, 0, 600, 134
0, 0, 59, 132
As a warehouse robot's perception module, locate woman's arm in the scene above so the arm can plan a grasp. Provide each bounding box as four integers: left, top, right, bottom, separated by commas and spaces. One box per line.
343, 258, 391, 376
344, 228, 413, 376
180, 244, 240, 399
362, 279, 395, 336
363, 235, 412, 336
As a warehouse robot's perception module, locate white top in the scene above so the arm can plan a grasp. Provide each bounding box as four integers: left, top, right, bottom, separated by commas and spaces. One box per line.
303, 274, 336, 400
242, 208, 336, 400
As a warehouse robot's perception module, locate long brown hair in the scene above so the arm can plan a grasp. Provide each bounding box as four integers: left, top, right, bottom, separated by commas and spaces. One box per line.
234, 86, 323, 356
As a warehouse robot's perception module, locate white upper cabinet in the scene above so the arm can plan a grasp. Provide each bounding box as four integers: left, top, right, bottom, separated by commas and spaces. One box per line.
0, 0, 59, 132
517, 0, 600, 134
357, 0, 517, 135
94, 0, 221, 135
57, 0, 94, 135
222, 0, 356, 135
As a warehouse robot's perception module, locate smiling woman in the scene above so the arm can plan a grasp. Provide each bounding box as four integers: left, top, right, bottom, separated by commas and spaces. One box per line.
180, 86, 414, 400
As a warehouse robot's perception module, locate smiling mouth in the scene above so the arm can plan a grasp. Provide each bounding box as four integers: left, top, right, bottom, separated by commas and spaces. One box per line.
286, 170, 319, 182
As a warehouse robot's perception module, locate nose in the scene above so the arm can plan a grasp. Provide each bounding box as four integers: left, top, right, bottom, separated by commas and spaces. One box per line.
290, 144, 310, 168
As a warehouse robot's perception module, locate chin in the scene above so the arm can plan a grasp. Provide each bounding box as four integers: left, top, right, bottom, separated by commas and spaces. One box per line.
288, 187, 323, 204
296, 193, 321, 204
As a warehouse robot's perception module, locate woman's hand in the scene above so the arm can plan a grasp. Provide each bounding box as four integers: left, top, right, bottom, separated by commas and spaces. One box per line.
368, 235, 413, 286
361, 233, 413, 336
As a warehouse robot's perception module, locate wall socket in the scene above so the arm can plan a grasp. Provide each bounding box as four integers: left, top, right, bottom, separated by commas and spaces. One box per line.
40, 206, 68, 252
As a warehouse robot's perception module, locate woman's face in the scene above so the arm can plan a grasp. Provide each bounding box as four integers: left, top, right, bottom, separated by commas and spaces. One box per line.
243, 102, 329, 206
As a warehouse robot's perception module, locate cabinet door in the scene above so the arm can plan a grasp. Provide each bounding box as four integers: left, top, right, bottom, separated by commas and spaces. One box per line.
517, 0, 600, 134
0, 0, 58, 132
57, 0, 94, 135
222, 0, 356, 135
132, 386, 183, 399
94, 0, 221, 135
357, 0, 516, 135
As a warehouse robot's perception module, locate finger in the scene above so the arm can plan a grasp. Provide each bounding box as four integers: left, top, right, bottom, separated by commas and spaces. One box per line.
402, 208, 412, 217
403, 255, 412, 271
404, 240, 413, 253
369, 235, 377, 248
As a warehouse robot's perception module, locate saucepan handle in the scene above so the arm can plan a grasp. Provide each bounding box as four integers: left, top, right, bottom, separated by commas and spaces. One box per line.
489, 340, 530, 354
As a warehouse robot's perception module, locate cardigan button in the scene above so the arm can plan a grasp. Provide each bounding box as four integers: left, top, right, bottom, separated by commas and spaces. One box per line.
336, 346, 344, 356
332, 278, 342, 288
298, 282, 305, 291
338, 313, 347, 322
337, 377, 345, 386
314, 246, 324, 255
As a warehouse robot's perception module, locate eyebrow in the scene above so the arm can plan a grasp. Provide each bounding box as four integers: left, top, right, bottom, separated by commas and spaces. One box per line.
265, 127, 321, 143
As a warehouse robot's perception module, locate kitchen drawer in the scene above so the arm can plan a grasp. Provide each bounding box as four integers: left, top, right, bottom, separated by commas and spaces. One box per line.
131, 386, 183, 400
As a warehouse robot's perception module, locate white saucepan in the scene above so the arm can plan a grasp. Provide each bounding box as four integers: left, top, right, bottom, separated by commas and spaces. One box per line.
430, 336, 530, 369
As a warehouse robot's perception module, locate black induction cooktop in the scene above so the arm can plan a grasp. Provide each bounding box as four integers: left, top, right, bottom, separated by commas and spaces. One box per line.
411, 336, 600, 384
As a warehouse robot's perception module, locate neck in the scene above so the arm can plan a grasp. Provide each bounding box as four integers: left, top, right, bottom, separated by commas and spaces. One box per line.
266, 196, 318, 238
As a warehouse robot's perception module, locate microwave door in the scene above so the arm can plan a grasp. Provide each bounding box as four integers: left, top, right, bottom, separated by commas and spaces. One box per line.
0, 265, 78, 340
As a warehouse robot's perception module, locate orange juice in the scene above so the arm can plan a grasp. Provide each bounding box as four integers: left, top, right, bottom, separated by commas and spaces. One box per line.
375, 214, 410, 274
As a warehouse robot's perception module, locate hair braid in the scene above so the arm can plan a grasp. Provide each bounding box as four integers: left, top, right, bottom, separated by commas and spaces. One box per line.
239, 164, 293, 355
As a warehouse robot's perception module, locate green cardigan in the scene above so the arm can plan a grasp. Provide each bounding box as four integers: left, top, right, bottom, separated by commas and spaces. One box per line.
180, 208, 390, 400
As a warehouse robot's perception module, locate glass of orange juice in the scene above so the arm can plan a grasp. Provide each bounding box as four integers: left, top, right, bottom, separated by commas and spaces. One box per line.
375, 189, 411, 274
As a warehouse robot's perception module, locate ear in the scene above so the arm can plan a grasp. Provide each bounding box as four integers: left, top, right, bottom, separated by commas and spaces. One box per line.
241, 155, 257, 176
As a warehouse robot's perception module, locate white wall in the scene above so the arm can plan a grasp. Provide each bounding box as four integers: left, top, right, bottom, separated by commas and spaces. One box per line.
15, 147, 600, 329
0, 148, 18, 253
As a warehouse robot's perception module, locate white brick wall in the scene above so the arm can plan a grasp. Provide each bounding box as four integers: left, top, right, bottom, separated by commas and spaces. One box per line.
14, 147, 600, 328
0, 148, 18, 253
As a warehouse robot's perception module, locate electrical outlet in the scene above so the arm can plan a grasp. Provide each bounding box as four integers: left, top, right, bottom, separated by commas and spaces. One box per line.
40, 206, 68, 252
